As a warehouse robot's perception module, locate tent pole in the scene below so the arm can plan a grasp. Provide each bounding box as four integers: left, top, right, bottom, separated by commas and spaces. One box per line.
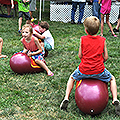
39, 0, 41, 21
43, 0, 44, 12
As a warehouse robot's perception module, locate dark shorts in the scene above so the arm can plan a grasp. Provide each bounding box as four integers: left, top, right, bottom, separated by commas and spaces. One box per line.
71, 67, 112, 83
19, 11, 31, 20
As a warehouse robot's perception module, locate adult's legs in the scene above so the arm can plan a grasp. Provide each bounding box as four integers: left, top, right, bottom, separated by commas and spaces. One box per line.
92, 2, 101, 22
78, 2, 85, 23
71, 2, 77, 23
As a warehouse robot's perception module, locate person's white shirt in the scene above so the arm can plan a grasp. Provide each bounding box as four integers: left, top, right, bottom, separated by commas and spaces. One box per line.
42, 30, 54, 49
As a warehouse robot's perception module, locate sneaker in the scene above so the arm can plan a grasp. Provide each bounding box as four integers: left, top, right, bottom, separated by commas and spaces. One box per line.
71, 20, 75, 24
47, 71, 54, 76
18, 29, 22, 33
31, 18, 34, 22
31, 18, 37, 22
113, 28, 119, 33
77, 21, 82, 25
60, 99, 69, 111
113, 100, 120, 115
112, 34, 117, 37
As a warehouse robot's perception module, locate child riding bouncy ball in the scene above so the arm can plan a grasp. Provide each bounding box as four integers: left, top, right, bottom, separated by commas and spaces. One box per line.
60, 16, 120, 115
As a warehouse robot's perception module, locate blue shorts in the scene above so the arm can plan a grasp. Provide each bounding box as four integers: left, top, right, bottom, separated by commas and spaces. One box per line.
71, 67, 112, 83
44, 42, 52, 51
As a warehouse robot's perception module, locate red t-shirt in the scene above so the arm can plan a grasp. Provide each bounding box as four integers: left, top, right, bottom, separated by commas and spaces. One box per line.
79, 35, 105, 74
21, 37, 38, 52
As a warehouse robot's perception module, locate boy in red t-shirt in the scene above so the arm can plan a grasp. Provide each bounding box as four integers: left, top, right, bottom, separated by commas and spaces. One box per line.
60, 16, 120, 115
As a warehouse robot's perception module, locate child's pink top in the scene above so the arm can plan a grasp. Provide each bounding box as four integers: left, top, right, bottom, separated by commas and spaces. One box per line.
100, 0, 111, 14
21, 37, 38, 52
79, 35, 105, 75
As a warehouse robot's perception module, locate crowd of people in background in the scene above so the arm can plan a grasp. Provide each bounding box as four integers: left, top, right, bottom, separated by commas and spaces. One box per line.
71, 0, 120, 36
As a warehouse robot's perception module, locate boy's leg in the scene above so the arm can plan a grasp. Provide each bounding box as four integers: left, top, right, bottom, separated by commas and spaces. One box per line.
18, 12, 23, 33
60, 75, 75, 110
18, 17, 22, 32
110, 75, 118, 104
110, 75, 120, 115
65, 75, 75, 100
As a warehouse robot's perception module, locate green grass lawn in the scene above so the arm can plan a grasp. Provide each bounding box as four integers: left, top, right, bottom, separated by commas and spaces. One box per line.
0, 1, 120, 120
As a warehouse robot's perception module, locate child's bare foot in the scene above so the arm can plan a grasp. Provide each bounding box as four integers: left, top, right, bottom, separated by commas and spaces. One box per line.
0, 54, 7, 58
47, 71, 54, 76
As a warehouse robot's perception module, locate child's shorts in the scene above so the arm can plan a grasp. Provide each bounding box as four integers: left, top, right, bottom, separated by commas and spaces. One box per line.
19, 11, 31, 20
44, 42, 52, 51
71, 67, 112, 83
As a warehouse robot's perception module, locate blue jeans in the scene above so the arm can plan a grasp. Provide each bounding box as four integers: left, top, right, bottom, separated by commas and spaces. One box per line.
92, 2, 101, 22
72, 67, 112, 83
71, 2, 86, 23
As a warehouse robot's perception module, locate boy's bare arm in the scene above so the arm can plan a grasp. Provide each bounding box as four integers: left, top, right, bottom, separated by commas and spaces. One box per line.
33, 30, 45, 40
103, 41, 108, 62
78, 39, 82, 59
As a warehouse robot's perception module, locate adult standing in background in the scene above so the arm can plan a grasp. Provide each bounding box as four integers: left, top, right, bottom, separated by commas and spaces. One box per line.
92, 0, 101, 21
71, 0, 86, 24
29, 0, 37, 22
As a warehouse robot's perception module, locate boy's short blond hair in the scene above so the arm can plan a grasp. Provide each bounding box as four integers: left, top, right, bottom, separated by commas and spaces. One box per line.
22, 24, 33, 35
83, 16, 100, 35
40, 21, 49, 30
